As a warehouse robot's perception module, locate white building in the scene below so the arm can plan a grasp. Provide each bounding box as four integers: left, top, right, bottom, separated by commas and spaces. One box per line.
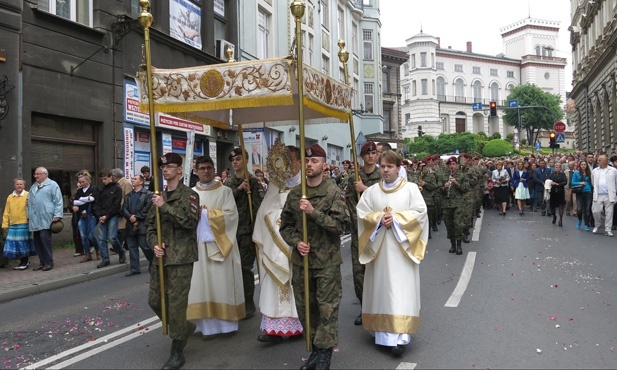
397, 18, 567, 142
235, 0, 383, 167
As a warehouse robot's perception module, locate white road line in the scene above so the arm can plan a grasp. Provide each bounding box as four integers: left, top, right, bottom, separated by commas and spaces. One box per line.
48, 322, 163, 369
472, 209, 483, 241
396, 362, 417, 369
25, 316, 160, 369
444, 251, 477, 308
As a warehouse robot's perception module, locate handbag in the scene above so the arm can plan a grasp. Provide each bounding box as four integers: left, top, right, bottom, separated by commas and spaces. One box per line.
571, 185, 583, 193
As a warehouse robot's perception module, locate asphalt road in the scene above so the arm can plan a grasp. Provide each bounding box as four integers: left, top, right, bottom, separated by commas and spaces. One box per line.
1, 209, 616, 369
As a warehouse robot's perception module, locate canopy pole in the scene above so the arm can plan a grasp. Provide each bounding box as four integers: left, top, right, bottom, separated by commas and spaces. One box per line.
290, 0, 311, 353
138, 0, 167, 335
337, 41, 360, 201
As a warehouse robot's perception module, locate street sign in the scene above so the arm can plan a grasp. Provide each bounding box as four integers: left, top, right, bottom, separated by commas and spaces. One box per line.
553, 121, 567, 133
472, 102, 483, 111
508, 100, 519, 108
555, 133, 565, 143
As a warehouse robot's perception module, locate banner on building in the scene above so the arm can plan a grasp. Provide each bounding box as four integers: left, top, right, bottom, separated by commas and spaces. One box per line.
327, 144, 342, 168
124, 80, 149, 126
124, 126, 135, 178
170, 0, 202, 50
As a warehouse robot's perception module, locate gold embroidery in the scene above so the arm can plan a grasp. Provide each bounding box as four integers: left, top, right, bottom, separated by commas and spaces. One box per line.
279, 282, 291, 304
362, 311, 422, 334
200, 69, 225, 98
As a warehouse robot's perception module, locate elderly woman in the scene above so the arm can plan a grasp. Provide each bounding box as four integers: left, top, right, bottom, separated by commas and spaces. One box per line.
2, 178, 36, 270
548, 164, 567, 226
491, 161, 511, 216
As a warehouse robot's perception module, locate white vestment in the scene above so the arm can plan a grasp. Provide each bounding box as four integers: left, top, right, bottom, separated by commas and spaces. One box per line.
252, 173, 303, 336
187, 181, 245, 335
357, 178, 428, 346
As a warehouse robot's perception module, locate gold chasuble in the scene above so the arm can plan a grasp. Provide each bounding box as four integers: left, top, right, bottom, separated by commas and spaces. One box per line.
187, 181, 246, 334
357, 178, 428, 342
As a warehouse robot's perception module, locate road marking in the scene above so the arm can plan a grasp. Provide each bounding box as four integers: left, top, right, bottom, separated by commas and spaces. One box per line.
25, 316, 160, 369
472, 209, 483, 241
396, 362, 417, 369
48, 322, 163, 369
444, 251, 477, 308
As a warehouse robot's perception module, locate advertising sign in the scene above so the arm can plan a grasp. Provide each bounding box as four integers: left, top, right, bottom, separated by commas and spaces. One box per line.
124, 80, 149, 126
170, 0, 202, 49
123, 126, 135, 179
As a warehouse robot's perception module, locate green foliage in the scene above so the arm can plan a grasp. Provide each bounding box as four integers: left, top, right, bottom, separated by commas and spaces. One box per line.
490, 132, 502, 140
482, 139, 513, 157
477, 131, 487, 140
502, 84, 564, 143
521, 138, 527, 145
505, 133, 515, 142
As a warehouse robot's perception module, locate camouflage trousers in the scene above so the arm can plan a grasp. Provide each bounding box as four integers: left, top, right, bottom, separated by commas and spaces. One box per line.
237, 233, 256, 303
442, 206, 464, 240
461, 198, 475, 229
148, 263, 194, 341
349, 213, 365, 303
292, 264, 342, 349
427, 204, 437, 229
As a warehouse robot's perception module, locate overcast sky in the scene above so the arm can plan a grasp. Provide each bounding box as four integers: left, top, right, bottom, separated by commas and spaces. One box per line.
380, 0, 573, 89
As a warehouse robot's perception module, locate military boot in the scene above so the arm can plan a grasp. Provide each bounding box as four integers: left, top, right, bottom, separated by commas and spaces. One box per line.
448, 239, 456, 253
162, 340, 186, 370
462, 229, 470, 243
300, 348, 320, 370
315, 348, 333, 370
456, 240, 463, 255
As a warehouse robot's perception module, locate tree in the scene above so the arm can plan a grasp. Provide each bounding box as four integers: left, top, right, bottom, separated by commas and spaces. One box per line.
502, 84, 563, 144
490, 132, 502, 140
482, 139, 513, 157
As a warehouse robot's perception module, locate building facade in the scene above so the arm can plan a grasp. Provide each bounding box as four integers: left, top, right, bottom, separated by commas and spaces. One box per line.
0, 0, 239, 211
398, 18, 567, 142
569, 0, 617, 153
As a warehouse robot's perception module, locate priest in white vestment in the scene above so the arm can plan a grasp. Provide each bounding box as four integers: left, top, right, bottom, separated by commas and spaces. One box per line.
356, 151, 428, 354
253, 144, 303, 342
187, 156, 246, 335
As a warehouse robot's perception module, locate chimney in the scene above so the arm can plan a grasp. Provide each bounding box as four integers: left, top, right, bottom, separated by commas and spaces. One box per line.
466, 41, 472, 52
437, 37, 441, 48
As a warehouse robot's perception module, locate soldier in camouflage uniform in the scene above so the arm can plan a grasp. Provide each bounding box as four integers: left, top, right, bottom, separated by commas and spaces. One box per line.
344, 141, 382, 326
432, 154, 446, 227
280, 144, 350, 370
335, 160, 352, 192
459, 154, 477, 243
147, 153, 200, 369
441, 156, 469, 255
472, 157, 486, 218
416, 157, 439, 239
226, 148, 265, 316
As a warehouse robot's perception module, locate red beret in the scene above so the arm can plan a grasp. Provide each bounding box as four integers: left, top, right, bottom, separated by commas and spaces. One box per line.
360, 141, 377, 156
411, 159, 418, 164
431, 154, 440, 160
158, 153, 183, 167
445, 156, 458, 165
228, 147, 248, 162
423, 155, 432, 162
305, 143, 326, 158
402, 160, 410, 165
343, 160, 351, 165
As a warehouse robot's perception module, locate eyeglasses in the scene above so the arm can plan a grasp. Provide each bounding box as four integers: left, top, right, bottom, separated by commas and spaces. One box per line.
197, 166, 214, 171
159, 165, 179, 170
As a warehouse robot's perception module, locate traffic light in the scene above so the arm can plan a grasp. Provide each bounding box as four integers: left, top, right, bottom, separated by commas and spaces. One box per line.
549, 131, 556, 148
417, 125, 424, 137
489, 101, 497, 117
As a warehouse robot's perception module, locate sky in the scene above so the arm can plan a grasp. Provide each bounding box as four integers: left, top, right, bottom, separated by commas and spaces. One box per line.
380, 0, 573, 89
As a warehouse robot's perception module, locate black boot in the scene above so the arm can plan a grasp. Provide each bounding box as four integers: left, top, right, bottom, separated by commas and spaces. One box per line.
315, 348, 333, 370
448, 240, 456, 253
428, 230, 432, 239
162, 340, 186, 370
456, 240, 463, 255
300, 348, 320, 370
431, 224, 438, 232
354, 313, 362, 326
462, 229, 470, 243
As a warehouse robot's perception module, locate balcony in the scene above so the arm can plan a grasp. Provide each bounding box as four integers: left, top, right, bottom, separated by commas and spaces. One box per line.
438, 95, 508, 106
521, 55, 567, 64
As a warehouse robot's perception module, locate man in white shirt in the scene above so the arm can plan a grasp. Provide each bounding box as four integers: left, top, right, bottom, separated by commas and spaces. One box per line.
591, 155, 617, 236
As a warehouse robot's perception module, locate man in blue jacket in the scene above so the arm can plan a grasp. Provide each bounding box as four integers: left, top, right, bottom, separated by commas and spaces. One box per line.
27, 167, 64, 271
533, 159, 552, 215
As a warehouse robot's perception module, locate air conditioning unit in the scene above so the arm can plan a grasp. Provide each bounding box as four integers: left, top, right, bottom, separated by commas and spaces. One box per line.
216, 39, 235, 61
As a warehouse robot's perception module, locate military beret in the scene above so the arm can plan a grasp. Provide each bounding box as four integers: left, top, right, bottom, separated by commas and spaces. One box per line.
305, 143, 326, 158
423, 155, 432, 163
360, 141, 377, 156
158, 153, 183, 167
343, 160, 351, 165
411, 159, 417, 164
431, 154, 440, 160
402, 160, 410, 165
228, 147, 248, 162
445, 156, 458, 165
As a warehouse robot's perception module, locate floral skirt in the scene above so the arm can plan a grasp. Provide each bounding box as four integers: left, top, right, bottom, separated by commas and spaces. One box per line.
3, 224, 36, 259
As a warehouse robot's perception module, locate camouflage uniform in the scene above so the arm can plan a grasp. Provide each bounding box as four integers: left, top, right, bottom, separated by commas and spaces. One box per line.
344, 168, 381, 303
473, 164, 486, 216
461, 165, 477, 232
227, 174, 264, 307
417, 168, 439, 231
433, 161, 447, 222
441, 168, 469, 241
280, 179, 350, 349
146, 183, 199, 342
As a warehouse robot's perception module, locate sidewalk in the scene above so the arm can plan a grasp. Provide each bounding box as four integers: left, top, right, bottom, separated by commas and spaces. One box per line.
0, 247, 148, 303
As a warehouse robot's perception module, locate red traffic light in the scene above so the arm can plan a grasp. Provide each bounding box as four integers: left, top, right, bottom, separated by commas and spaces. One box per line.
490, 102, 496, 109
489, 101, 497, 117
549, 132, 556, 139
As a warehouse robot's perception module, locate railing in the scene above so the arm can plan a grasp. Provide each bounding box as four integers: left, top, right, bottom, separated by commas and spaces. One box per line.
437, 95, 509, 106
521, 55, 567, 63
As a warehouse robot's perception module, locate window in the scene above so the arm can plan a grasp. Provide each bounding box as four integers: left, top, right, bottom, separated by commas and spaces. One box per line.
364, 83, 374, 113
412, 80, 417, 96
405, 113, 411, 125
535, 46, 541, 56
507, 70, 514, 78
431, 53, 435, 68
363, 0, 372, 6
472, 66, 481, 74
257, 9, 271, 59
490, 82, 499, 101
454, 79, 464, 102
308, 34, 314, 66
404, 62, 410, 76
214, 0, 227, 44
455, 64, 463, 72
354, 79, 359, 107
490, 68, 498, 77
363, 30, 373, 60
337, 7, 345, 40
472, 81, 482, 102
420, 52, 427, 67
546, 47, 553, 57
404, 86, 410, 101
421, 79, 428, 95
38, 0, 93, 26
436, 62, 444, 70
321, 0, 330, 30
436, 77, 445, 100
382, 70, 389, 93
352, 23, 358, 55
411, 54, 416, 69
322, 54, 329, 74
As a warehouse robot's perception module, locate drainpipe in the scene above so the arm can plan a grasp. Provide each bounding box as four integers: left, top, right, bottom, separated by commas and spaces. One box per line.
585, 84, 589, 152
